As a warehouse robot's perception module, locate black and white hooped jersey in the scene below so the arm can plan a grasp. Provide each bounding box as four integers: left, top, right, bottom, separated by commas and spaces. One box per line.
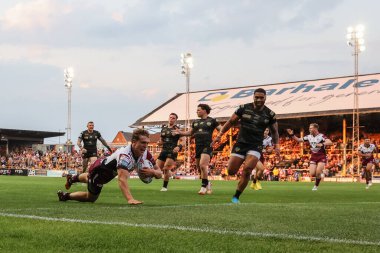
359, 144, 376, 154
303, 133, 327, 154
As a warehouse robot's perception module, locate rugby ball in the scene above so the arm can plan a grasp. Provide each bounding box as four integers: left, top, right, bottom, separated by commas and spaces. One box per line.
137, 159, 154, 184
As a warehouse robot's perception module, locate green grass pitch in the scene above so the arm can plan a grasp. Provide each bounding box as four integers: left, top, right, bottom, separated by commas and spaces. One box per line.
0, 176, 379, 253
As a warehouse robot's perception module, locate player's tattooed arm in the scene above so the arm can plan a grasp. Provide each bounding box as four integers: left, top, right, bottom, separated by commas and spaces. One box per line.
77, 137, 83, 149
99, 137, 111, 152
213, 113, 239, 145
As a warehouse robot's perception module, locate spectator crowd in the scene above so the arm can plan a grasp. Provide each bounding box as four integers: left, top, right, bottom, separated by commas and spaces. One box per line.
2, 132, 379, 181
1, 146, 108, 171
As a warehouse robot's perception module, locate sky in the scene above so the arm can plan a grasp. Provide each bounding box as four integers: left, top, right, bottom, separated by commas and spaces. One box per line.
0, 0, 379, 144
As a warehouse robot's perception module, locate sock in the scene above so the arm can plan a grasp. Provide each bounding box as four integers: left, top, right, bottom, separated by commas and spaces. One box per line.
315, 178, 321, 187
65, 192, 71, 201
233, 190, 242, 199
163, 180, 169, 188
202, 179, 208, 188
366, 171, 370, 184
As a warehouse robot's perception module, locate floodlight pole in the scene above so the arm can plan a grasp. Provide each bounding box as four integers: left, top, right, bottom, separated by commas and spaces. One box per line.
67, 84, 72, 144
64, 68, 74, 152
346, 25, 365, 178
181, 53, 193, 170
353, 40, 360, 178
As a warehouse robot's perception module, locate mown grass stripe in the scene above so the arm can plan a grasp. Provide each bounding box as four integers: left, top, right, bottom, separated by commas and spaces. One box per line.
1, 212, 379, 247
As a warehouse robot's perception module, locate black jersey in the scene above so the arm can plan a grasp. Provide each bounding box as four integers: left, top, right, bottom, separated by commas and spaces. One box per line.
235, 103, 276, 145
192, 117, 219, 146
160, 124, 180, 151
79, 130, 102, 151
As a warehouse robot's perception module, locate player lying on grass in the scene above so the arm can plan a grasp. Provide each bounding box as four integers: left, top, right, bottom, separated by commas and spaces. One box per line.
58, 128, 162, 205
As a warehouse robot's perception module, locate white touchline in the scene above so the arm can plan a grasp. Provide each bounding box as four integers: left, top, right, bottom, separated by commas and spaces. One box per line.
0, 212, 379, 246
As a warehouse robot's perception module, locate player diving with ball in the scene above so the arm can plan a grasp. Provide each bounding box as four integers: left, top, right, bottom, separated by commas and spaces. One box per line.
58, 128, 162, 205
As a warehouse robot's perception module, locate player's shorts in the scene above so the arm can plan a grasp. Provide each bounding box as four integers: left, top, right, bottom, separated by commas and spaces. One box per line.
157, 150, 178, 161
83, 149, 97, 159
195, 145, 213, 159
231, 142, 262, 160
362, 157, 374, 166
87, 158, 114, 195
310, 153, 327, 164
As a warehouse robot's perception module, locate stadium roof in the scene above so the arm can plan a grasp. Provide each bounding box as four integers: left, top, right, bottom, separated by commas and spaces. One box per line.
0, 128, 65, 140
131, 73, 380, 127
122, 132, 133, 142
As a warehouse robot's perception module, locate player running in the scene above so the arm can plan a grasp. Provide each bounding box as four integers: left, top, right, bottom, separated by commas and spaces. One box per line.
213, 88, 280, 203
157, 113, 184, 192
77, 121, 111, 172
250, 127, 273, 190
58, 129, 162, 205
287, 123, 332, 191
175, 104, 222, 195
358, 138, 378, 189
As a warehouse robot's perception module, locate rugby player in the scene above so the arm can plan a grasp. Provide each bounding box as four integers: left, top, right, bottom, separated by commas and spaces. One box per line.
358, 138, 378, 189
175, 104, 222, 195
58, 128, 162, 205
213, 88, 280, 203
250, 128, 273, 190
77, 121, 111, 172
157, 113, 184, 191
287, 123, 332, 191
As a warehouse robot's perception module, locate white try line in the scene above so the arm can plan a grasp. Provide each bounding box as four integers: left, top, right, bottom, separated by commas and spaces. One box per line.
136, 201, 380, 209
0, 212, 379, 247
1, 201, 380, 212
